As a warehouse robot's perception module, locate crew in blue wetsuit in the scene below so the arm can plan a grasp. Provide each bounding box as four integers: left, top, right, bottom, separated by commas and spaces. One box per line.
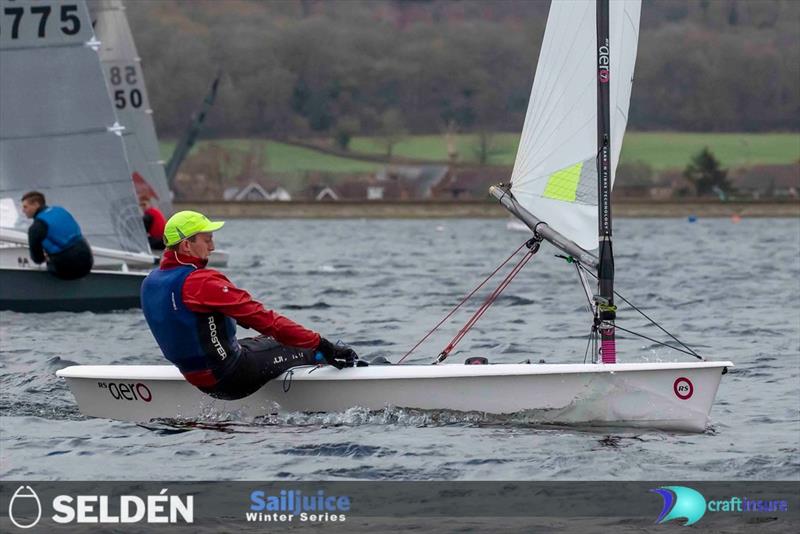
21, 191, 93, 280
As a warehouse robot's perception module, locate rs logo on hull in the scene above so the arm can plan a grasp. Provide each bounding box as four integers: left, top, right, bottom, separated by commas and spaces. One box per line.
673, 377, 694, 400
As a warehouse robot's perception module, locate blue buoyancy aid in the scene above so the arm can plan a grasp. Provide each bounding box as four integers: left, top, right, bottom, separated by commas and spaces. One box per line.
35, 206, 83, 254
141, 266, 241, 378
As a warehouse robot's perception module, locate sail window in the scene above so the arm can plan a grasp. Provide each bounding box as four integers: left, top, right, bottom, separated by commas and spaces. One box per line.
543, 162, 584, 202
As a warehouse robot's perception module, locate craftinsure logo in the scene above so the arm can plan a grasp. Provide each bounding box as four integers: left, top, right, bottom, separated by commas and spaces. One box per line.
651, 485, 789, 526
247, 489, 349, 523
7, 485, 194, 528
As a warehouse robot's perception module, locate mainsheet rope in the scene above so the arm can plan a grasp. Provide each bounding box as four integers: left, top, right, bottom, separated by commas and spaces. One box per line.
398, 238, 541, 365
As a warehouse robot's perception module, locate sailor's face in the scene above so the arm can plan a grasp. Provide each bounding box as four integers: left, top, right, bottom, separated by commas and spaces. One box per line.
185, 232, 215, 260
21, 199, 40, 218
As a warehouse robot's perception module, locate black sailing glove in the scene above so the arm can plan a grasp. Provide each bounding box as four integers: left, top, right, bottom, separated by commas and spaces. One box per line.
315, 337, 358, 369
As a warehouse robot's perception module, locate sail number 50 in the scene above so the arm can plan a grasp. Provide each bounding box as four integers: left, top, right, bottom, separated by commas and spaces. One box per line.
110, 66, 143, 109
1, 4, 81, 39
114, 89, 143, 109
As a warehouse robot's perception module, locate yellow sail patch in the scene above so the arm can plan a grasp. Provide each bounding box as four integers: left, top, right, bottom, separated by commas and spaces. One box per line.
543, 162, 584, 202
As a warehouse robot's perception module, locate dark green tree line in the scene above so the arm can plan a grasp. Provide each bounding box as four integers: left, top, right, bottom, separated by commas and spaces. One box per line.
121, 0, 799, 138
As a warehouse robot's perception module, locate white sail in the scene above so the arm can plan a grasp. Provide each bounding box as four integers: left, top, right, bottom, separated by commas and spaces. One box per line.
510, 0, 641, 250
93, 0, 173, 215
0, 0, 150, 253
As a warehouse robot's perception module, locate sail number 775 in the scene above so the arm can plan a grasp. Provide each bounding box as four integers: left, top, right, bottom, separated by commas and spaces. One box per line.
1, 4, 81, 39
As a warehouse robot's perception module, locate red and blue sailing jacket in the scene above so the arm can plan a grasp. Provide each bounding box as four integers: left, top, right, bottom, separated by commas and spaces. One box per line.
141, 250, 320, 387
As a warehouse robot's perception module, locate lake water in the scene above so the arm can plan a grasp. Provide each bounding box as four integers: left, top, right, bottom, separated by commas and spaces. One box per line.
1, 217, 798, 480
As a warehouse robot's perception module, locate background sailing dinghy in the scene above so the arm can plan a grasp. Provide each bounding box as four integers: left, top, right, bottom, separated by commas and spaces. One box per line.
58, 0, 732, 432
93, 0, 173, 216
93, 0, 229, 268
0, 0, 152, 312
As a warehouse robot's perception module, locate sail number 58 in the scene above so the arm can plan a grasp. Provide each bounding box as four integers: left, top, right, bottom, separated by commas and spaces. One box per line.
109, 66, 143, 109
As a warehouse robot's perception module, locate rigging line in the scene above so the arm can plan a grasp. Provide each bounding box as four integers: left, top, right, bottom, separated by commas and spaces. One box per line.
583, 328, 595, 364
610, 323, 702, 360
396, 241, 529, 364
576, 263, 703, 359
443, 253, 533, 356
436, 242, 539, 364
573, 261, 594, 315
446, 251, 533, 351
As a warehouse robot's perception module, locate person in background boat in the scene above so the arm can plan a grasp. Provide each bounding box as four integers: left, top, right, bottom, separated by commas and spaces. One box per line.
141, 210, 361, 401
21, 191, 94, 280
139, 196, 166, 250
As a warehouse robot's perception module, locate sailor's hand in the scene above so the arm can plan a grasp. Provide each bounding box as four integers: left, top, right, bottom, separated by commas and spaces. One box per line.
316, 338, 359, 369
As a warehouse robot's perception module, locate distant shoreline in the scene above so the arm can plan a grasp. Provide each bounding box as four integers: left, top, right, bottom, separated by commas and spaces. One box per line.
174, 200, 800, 219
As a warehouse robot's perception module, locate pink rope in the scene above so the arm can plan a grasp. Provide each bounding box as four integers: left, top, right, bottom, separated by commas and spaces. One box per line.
438, 249, 536, 360
397, 242, 529, 364
601, 332, 617, 363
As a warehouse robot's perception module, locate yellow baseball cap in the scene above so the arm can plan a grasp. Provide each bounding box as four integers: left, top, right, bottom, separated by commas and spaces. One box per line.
163, 210, 225, 247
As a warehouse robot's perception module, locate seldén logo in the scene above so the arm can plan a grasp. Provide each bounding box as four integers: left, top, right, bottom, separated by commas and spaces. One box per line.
7, 485, 194, 528
8, 486, 42, 529
651, 486, 707, 526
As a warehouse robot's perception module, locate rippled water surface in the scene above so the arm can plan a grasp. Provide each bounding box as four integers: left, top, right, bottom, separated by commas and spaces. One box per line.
1, 217, 798, 480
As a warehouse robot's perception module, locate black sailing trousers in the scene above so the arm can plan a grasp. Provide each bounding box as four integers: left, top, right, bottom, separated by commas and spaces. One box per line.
47, 239, 93, 280
201, 336, 318, 401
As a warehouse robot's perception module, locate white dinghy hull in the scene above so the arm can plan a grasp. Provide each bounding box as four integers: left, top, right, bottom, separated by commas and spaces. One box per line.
58, 361, 732, 432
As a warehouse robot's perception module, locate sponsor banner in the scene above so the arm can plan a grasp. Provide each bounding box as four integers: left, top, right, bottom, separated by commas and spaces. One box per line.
1, 482, 797, 532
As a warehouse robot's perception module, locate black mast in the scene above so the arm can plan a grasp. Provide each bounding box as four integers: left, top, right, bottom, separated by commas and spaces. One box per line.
165, 72, 221, 188
596, 0, 616, 363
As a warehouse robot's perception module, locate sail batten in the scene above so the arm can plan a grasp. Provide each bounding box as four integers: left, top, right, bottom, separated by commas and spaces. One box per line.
0, 127, 111, 141
510, 0, 641, 251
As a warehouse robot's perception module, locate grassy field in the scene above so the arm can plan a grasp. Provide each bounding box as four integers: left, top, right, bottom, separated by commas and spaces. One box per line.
619, 132, 799, 170
351, 132, 800, 169
161, 132, 799, 174
160, 138, 383, 174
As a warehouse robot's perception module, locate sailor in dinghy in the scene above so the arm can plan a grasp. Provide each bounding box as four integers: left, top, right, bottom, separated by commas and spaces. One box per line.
141, 210, 361, 401
139, 196, 167, 251
21, 191, 94, 280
